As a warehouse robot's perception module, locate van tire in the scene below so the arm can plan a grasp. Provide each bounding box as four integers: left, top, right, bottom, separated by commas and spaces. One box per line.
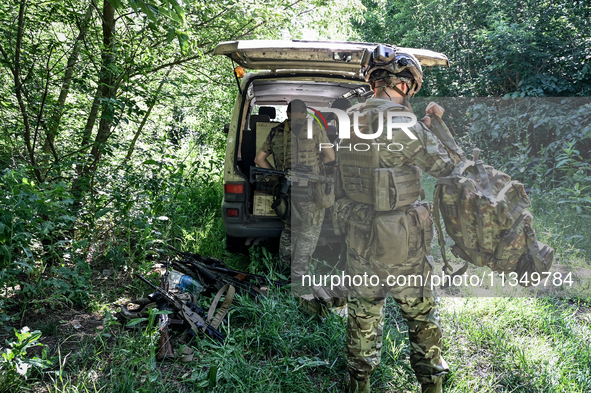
226, 234, 247, 254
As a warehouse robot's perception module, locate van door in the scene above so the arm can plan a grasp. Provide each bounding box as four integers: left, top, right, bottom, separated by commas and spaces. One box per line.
213, 40, 449, 73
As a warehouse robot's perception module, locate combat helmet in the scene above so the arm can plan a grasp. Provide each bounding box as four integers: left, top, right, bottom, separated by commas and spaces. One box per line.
361, 44, 423, 97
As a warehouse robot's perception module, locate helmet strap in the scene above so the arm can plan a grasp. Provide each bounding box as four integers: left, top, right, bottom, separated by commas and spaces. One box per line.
372, 78, 411, 100
387, 81, 409, 97
377, 85, 392, 101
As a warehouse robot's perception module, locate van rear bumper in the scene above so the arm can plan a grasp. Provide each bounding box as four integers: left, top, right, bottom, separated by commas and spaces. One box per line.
222, 201, 283, 238
222, 201, 340, 242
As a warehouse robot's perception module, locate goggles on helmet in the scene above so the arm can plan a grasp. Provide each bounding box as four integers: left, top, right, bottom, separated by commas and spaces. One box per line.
361, 44, 423, 97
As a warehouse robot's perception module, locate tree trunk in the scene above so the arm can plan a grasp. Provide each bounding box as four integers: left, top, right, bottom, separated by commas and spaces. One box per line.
42, 5, 93, 156
72, 0, 117, 202
13, 1, 42, 182
89, 0, 117, 168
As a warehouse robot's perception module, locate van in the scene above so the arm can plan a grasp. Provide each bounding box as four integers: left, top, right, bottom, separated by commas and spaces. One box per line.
213, 40, 449, 252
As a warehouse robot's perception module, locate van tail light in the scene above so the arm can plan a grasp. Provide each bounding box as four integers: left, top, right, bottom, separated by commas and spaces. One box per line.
226, 208, 239, 217
224, 184, 244, 194
224, 182, 245, 202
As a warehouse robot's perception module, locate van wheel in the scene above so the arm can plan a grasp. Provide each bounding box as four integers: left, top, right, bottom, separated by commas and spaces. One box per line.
226, 234, 247, 254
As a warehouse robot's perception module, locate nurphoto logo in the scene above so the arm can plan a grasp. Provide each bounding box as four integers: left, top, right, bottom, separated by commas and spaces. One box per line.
306, 107, 417, 152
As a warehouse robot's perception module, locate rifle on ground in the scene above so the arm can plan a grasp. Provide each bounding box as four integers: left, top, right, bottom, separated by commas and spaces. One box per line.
167, 246, 285, 297
250, 164, 334, 194
156, 258, 175, 361
135, 273, 226, 344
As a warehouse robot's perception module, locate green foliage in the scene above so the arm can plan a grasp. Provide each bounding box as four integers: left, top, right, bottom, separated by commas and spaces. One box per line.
0, 327, 52, 392
0, 168, 75, 269
44, 307, 177, 392
442, 297, 591, 392
12, 288, 591, 392
248, 245, 288, 282
353, 0, 591, 97
0, 167, 90, 322
0, 2, 589, 391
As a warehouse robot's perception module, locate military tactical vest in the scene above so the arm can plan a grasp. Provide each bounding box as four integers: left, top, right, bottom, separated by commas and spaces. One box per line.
269, 119, 322, 175
269, 121, 292, 171
339, 101, 422, 211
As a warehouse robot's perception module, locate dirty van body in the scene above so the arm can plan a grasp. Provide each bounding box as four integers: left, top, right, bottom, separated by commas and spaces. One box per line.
213, 40, 449, 252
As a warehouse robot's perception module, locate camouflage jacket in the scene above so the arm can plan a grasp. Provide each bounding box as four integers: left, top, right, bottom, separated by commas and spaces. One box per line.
339, 98, 459, 210
260, 118, 330, 174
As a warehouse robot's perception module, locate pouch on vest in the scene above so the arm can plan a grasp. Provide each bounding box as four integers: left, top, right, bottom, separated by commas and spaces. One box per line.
405, 202, 434, 259
372, 167, 422, 211
314, 180, 335, 208
345, 203, 376, 261
368, 210, 409, 268
367, 203, 433, 270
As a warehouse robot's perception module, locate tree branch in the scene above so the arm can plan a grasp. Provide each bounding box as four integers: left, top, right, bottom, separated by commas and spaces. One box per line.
122, 67, 172, 164
13, 0, 42, 182
138, 49, 214, 76
194, 8, 229, 28
42, 5, 93, 155
180, 63, 233, 86
32, 44, 54, 167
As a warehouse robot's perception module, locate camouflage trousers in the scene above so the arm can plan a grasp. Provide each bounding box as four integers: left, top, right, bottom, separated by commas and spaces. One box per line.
346, 292, 448, 385
343, 204, 449, 385
279, 197, 325, 281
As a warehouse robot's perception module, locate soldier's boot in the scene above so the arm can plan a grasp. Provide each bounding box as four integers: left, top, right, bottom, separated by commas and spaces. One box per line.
297, 295, 329, 317
343, 372, 370, 393
421, 381, 442, 393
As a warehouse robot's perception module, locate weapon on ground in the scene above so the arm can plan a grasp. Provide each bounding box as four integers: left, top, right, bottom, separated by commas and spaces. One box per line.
135, 273, 225, 344
249, 165, 334, 194
156, 298, 174, 360
186, 301, 225, 343
156, 257, 174, 361
167, 246, 285, 297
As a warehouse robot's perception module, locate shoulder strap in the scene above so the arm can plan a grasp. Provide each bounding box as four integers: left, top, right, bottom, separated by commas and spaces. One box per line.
433, 184, 453, 274
433, 183, 471, 287
428, 115, 466, 163
205, 284, 235, 330
269, 121, 284, 141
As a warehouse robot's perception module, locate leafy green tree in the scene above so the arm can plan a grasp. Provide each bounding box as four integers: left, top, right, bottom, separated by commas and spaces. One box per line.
0, 0, 364, 311
352, 0, 591, 97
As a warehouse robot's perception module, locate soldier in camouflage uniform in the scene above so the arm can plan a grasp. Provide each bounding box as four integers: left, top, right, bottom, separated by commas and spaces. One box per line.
255, 100, 335, 283
335, 46, 463, 393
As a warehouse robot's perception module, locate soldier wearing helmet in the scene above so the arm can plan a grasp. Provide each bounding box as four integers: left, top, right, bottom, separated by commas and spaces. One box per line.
335, 45, 462, 393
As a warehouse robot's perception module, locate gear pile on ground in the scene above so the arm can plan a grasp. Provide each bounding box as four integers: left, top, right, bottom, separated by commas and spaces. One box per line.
117, 248, 284, 362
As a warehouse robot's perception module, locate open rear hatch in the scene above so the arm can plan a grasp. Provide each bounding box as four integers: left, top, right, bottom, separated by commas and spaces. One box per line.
216, 40, 450, 232
214, 40, 450, 73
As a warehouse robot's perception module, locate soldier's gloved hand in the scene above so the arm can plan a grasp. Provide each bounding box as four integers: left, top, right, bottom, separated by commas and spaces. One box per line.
323, 160, 336, 175
426, 102, 445, 118
422, 102, 444, 128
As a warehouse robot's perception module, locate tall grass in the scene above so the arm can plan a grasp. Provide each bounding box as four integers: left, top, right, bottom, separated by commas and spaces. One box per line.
8, 285, 590, 392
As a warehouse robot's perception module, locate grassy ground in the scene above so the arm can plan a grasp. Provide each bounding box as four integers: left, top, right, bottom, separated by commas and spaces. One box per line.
5, 284, 590, 392
2, 176, 590, 392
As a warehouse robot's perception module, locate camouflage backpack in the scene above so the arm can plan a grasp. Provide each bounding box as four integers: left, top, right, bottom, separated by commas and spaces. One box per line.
429, 117, 554, 284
